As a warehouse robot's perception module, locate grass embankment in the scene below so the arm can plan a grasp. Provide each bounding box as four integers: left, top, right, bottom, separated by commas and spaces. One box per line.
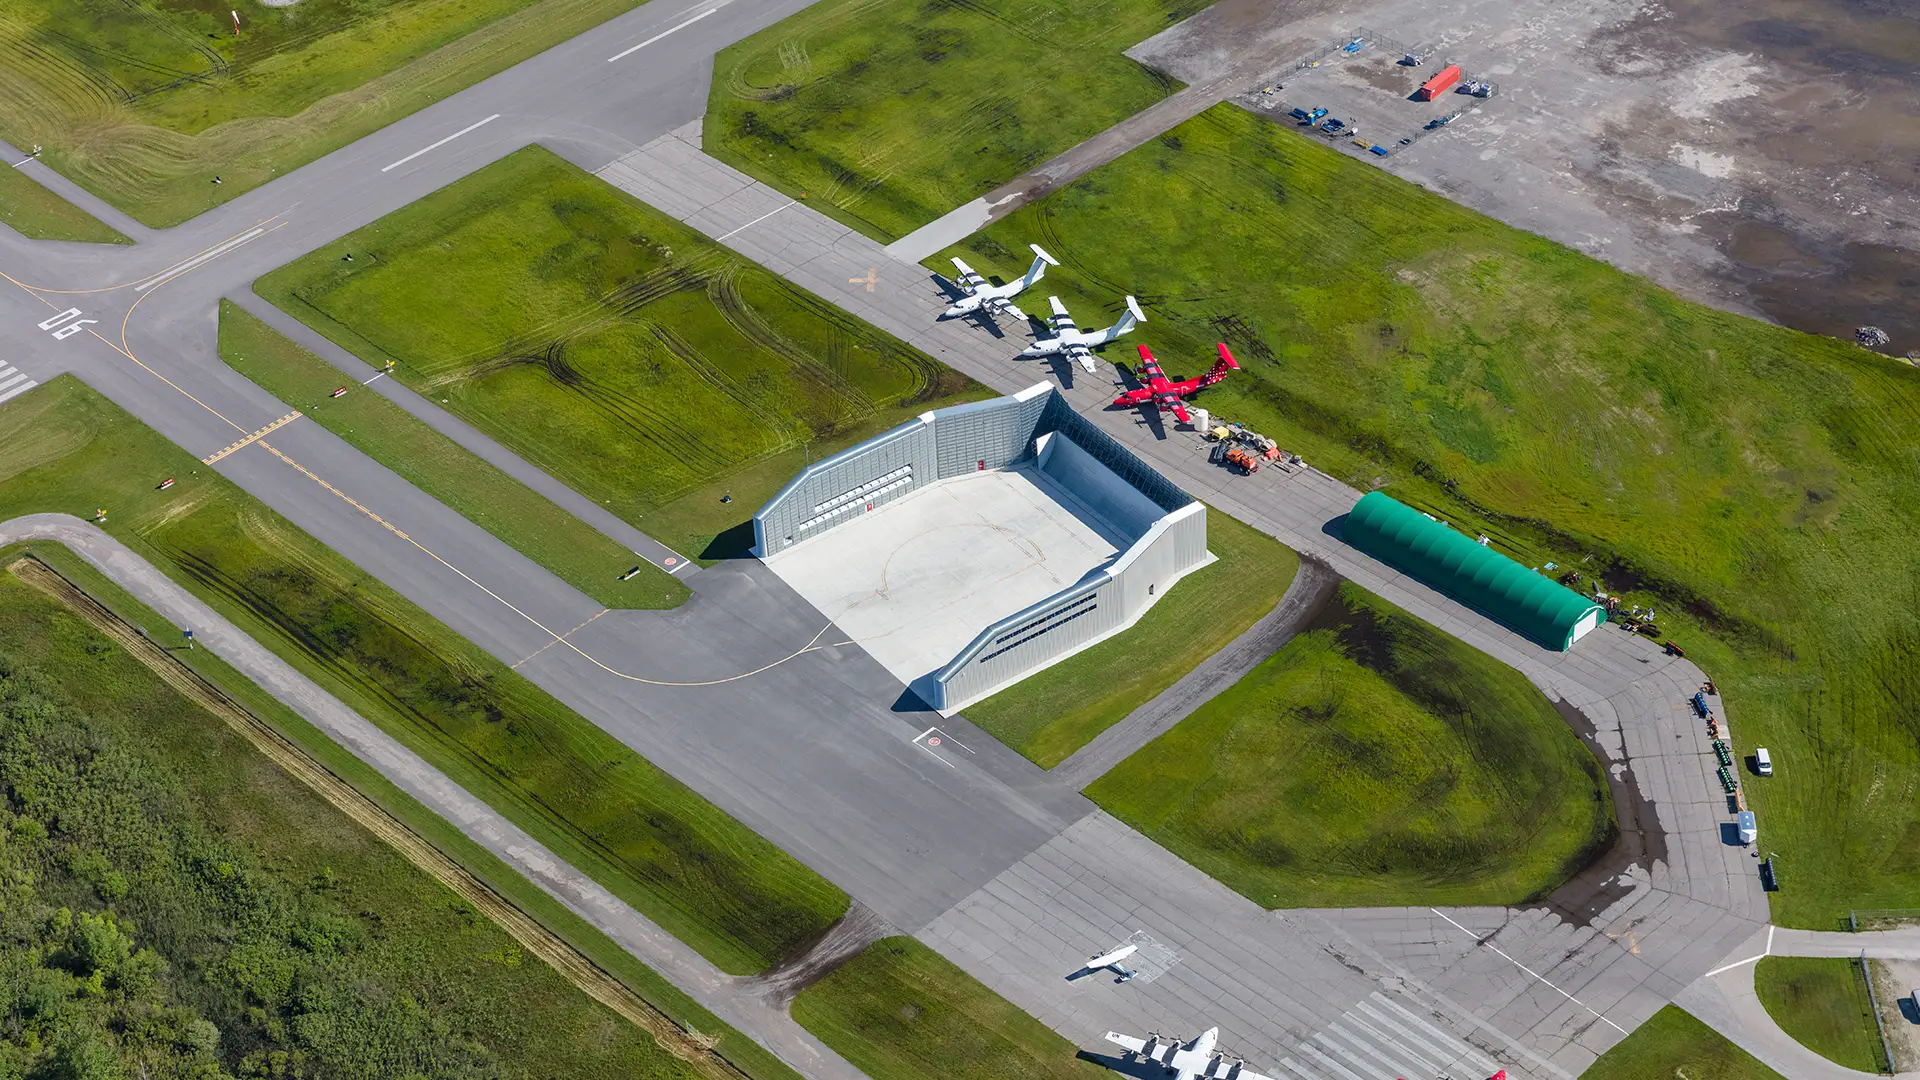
792, 938, 1104, 1080
0, 162, 129, 243
0, 377, 847, 974
1754, 957, 1892, 1073
1089, 581, 1613, 908
965, 512, 1299, 768
1581, 1005, 1787, 1080
0, 0, 647, 225
0, 567, 745, 1080
258, 146, 987, 560
938, 101, 1920, 927
218, 302, 688, 609
1, 540, 804, 1080
706, 0, 1204, 242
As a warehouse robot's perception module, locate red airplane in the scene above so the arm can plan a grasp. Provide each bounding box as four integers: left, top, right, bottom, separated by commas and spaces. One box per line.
1111, 343, 1238, 425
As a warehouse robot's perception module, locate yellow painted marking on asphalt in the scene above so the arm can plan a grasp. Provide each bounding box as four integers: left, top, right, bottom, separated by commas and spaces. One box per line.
849, 268, 878, 292
1, 215, 290, 295
203, 410, 302, 464
254, 439, 850, 686
512, 608, 610, 669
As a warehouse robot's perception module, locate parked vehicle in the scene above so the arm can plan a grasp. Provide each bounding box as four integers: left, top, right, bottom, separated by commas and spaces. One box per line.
1755, 747, 1773, 776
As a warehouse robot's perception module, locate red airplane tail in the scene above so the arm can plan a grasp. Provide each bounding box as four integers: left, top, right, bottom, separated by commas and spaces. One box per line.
1214, 343, 1240, 372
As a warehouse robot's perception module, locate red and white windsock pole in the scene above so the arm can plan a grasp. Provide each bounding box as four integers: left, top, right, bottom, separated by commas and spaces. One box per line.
232, 10, 241, 35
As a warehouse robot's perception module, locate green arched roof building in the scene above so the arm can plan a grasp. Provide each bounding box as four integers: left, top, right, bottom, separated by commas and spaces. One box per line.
1343, 492, 1606, 651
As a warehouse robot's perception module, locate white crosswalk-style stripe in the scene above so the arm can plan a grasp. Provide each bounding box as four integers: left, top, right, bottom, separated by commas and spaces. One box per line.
0, 364, 38, 405
1274, 993, 1505, 1080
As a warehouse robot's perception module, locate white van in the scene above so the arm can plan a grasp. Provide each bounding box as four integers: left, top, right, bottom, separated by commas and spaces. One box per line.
1755, 747, 1773, 777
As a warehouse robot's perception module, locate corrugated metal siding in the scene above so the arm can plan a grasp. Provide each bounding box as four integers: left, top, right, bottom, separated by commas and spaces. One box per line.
935, 503, 1210, 711
932, 385, 1050, 479
753, 418, 936, 555
1342, 492, 1605, 650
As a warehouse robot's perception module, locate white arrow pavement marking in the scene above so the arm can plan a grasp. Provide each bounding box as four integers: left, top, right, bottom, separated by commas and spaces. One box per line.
607, 7, 716, 61
381, 114, 501, 173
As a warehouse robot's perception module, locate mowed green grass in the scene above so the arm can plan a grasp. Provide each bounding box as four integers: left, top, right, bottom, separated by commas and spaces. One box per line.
218, 301, 688, 609
706, 0, 1205, 241
938, 102, 1920, 928
0, 161, 129, 243
0, 0, 646, 225
1581, 1005, 1787, 1080
792, 938, 1105, 1080
1754, 957, 1891, 1073
965, 510, 1299, 768
1089, 581, 1613, 908
0, 377, 847, 974
258, 146, 986, 559
0, 572, 718, 1080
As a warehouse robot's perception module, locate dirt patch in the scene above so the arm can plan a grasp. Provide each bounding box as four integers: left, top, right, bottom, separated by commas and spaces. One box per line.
6, 555, 753, 1080
1871, 957, 1920, 1072
1526, 698, 1664, 930
745, 901, 893, 1004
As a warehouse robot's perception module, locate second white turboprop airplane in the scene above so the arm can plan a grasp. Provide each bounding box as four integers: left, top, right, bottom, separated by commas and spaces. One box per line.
1104, 1027, 1269, 1080
1020, 295, 1146, 374
938, 244, 1058, 322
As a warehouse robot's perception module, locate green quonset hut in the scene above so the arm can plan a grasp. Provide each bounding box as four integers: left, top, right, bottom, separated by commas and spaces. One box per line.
1342, 491, 1606, 651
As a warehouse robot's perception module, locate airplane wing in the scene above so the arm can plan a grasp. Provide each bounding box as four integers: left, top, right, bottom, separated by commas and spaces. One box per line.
950, 258, 988, 293
1200, 1062, 1276, 1080
1169, 399, 1190, 425
1067, 341, 1096, 374
1103, 1033, 1150, 1056
988, 295, 1026, 321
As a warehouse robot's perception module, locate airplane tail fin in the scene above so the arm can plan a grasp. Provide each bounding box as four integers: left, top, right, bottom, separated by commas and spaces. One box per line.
1215, 343, 1240, 370
1108, 296, 1145, 339
1021, 245, 1059, 289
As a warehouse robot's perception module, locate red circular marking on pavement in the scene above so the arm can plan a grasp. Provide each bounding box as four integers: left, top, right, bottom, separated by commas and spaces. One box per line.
927, 737, 942, 747
664, 557, 678, 566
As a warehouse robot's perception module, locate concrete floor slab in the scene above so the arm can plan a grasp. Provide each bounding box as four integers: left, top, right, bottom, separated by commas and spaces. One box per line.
763, 466, 1123, 689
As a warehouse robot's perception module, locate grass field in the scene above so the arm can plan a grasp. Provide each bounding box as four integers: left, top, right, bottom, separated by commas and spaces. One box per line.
258, 146, 986, 559
0, 376, 848, 974
937, 101, 1920, 927
3, 539, 805, 1080
705, 0, 1205, 242
1754, 957, 1892, 1073
1581, 1005, 1786, 1080
218, 302, 688, 609
964, 511, 1299, 768
791, 938, 1105, 1080
0, 0, 648, 225
1088, 581, 1613, 908
0, 569, 730, 1080
0, 161, 129, 243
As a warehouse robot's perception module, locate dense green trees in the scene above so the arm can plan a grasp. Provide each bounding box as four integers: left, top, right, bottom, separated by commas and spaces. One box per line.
0, 659, 512, 1080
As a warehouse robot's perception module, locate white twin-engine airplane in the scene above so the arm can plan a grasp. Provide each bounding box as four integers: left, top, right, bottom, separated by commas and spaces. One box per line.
1105, 1027, 1509, 1080
1020, 295, 1145, 374
939, 244, 1059, 321
1104, 1027, 1271, 1080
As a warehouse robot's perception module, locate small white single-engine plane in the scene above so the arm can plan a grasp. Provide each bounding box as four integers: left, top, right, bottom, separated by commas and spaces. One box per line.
938, 244, 1058, 322
1021, 295, 1146, 374
1104, 1027, 1268, 1080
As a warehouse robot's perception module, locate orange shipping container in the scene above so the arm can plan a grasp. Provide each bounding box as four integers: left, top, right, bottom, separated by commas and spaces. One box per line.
1416, 64, 1461, 101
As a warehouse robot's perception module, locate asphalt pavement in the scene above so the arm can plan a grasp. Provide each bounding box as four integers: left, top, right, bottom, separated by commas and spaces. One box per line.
0, 5, 1821, 1079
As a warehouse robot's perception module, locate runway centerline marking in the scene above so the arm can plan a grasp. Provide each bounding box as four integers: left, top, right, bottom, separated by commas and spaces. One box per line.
1430, 908, 1628, 1034
135, 227, 265, 292
382, 114, 501, 173
607, 7, 716, 61
716, 199, 795, 242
